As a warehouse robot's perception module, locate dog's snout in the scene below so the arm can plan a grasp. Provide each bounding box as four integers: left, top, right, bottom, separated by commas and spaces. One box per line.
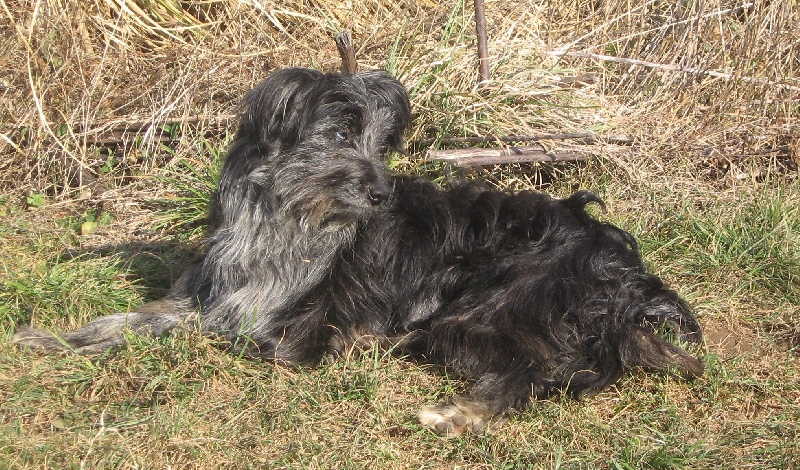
367, 183, 389, 205
358, 161, 389, 206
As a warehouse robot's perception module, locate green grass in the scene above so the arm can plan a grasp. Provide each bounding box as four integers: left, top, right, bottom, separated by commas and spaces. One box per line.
152, 135, 227, 240
2, 0, 799, 467
0, 214, 142, 333
2, 342, 798, 467
2, 167, 799, 468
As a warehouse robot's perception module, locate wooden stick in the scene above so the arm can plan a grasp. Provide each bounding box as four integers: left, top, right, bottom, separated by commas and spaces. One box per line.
428, 146, 587, 167
473, 0, 490, 83
554, 50, 800, 92
414, 132, 633, 148
334, 29, 357, 74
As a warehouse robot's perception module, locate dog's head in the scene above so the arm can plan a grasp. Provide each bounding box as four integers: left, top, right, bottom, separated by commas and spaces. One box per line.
234, 68, 411, 227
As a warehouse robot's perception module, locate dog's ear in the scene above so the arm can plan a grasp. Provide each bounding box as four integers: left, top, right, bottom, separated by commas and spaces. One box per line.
237, 68, 324, 147
358, 71, 412, 151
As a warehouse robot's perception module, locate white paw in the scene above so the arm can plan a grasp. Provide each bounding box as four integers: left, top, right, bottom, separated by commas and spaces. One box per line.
417, 401, 494, 437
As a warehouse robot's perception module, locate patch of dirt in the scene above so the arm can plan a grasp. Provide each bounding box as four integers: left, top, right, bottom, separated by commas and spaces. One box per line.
703, 319, 759, 359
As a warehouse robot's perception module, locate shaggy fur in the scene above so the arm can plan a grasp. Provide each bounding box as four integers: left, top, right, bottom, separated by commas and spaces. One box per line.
13, 68, 704, 436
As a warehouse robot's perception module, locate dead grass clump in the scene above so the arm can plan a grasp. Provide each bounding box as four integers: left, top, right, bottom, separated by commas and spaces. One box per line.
3, 0, 796, 199
544, 0, 799, 178
0, 0, 445, 196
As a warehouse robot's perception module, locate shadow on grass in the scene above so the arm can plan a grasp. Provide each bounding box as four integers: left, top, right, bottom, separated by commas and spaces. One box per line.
60, 238, 200, 302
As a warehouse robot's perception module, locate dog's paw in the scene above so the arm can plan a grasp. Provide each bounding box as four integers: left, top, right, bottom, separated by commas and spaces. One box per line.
417, 400, 504, 437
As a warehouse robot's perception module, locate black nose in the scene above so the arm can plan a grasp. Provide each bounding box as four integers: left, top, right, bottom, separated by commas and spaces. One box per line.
367, 184, 388, 205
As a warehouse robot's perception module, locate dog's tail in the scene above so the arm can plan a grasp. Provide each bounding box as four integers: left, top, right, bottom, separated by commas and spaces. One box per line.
12, 300, 194, 354
618, 323, 705, 378
611, 287, 705, 380
563, 284, 705, 397
564, 323, 703, 398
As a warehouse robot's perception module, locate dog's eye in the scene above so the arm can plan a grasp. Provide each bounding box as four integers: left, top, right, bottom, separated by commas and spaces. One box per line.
335, 130, 349, 142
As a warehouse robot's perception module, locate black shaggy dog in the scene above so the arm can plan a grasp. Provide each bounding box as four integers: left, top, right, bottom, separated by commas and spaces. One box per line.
14, 68, 703, 436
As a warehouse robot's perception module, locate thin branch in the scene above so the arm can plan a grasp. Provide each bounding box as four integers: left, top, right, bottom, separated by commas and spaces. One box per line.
77, 114, 236, 144
575, 2, 755, 55
553, 0, 659, 55
0, 132, 22, 153
413, 132, 633, 148
428, 146, 587, 167
7, 114, 236, 153
553, 50, 800, 93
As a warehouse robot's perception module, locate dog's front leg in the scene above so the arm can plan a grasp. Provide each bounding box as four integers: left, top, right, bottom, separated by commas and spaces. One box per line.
417, 367, 543, 437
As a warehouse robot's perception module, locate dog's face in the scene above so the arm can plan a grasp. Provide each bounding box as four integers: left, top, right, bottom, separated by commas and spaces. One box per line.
237, 68, 412, 227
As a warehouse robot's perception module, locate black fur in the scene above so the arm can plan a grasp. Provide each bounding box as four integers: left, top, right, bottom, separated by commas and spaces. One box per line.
13, 68, 703, 436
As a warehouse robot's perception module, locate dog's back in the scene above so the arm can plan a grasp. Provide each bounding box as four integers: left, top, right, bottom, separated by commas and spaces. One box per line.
327, 179, 703, 434
326, 179, 703, 382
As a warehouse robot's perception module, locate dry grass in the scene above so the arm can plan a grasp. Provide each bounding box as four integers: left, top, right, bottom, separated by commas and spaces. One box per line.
1, 0, 799, 468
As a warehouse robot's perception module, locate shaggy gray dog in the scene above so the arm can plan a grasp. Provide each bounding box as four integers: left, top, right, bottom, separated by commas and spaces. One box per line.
14, 68, 703, 436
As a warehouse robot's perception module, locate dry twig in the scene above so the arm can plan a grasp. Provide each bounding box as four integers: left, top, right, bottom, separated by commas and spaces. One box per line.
414, 133, 632, 148
428, 146, 586, 167
553, 51, 800, 93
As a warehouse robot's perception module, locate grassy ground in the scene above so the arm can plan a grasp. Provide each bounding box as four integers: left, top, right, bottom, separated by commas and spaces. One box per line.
1, 0, 799, 468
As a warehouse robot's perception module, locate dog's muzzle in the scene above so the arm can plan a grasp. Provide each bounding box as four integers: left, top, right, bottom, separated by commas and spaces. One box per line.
367, 182, 389, 205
